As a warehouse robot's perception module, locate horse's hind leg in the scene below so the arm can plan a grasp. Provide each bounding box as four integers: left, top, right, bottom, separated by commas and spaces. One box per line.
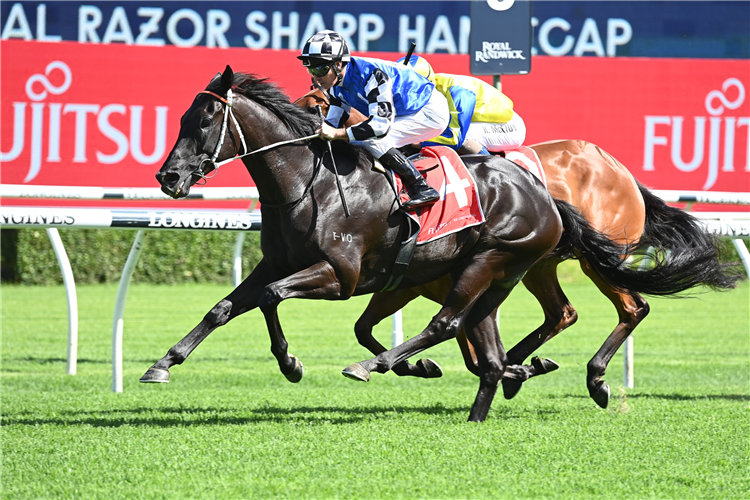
140, 258, 279, 383
354, 289, 442, 378
342, 251, 527, 387
579, 259, 650, 408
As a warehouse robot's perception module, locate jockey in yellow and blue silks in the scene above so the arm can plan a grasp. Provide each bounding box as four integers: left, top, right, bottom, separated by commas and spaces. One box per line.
397, 55, 526, 155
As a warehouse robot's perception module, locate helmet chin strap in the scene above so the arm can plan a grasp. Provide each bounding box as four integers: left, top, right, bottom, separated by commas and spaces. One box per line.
332, 62, 345, 86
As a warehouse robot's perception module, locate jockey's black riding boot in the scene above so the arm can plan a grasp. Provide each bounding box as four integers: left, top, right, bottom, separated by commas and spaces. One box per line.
379, 148, 439, 211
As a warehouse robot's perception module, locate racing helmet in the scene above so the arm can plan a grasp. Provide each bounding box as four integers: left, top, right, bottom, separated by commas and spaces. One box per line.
397, 55, 436, 83
298, 30, 351, 67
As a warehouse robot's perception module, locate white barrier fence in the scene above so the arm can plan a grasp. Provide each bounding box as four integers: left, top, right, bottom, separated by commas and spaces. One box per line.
652, 190, 750, 205
620, 210, 750, 389
1, 185, 748, 393
1, 185, 260, 392
0, 184, 259, 201
2, 206, 262, 392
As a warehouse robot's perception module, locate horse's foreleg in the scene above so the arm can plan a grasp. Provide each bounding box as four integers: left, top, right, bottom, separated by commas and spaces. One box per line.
354, 289, 442, 378
579, 260, 650, 408
258, 260, 352, 382
140, 258, 278, 383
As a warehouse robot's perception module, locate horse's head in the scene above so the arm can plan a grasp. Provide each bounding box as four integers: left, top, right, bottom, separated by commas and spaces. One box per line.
156, 65, 238, 198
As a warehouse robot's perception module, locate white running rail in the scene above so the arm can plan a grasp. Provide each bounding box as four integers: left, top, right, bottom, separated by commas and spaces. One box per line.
1, 186, 748, 394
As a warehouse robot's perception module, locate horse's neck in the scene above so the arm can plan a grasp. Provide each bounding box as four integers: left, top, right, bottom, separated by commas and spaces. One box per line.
244, 146, 318, 204
236, 98, 317, 205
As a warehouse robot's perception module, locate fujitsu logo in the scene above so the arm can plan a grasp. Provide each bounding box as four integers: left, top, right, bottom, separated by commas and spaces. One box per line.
1, 61, 168, 183
643, 78, 749, 190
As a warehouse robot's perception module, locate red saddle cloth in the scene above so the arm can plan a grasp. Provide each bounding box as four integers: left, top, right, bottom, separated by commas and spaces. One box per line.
503, 146, 547, 187
394, 146, 485, 244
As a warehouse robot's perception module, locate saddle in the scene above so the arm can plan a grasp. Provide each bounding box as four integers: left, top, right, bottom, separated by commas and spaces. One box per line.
379, 146, 485, 291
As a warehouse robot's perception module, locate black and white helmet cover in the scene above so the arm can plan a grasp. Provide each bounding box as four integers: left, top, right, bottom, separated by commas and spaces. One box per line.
298, 30, 351, 66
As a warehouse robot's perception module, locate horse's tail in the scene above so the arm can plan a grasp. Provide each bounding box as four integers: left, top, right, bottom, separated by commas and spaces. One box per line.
551, 197, 740, 296
634, 181, 740, 291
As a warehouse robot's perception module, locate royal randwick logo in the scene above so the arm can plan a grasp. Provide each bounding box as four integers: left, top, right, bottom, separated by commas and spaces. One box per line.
643, 78, 749, 190
474, 0, 526, 63
1, 61, 169, 182
474, 41, 527, 63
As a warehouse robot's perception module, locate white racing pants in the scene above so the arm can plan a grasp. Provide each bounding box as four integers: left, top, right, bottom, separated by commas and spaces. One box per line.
351, 90, 450, 159
465, 111, 527, 152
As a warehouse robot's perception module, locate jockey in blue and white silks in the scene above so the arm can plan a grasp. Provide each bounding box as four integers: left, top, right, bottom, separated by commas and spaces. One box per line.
298, 30, 447, 211
326, 57, 436, 142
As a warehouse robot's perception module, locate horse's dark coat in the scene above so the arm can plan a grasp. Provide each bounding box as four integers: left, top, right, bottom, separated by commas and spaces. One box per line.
296, 88, 740, 409
142, 66, 738, 421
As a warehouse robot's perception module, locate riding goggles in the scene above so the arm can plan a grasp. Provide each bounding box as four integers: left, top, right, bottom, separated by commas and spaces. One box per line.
306, 64, 332, 77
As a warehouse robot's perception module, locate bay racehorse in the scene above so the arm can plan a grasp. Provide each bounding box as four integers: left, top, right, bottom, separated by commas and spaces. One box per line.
295, 88, 739, 408
141, 67, 734, 421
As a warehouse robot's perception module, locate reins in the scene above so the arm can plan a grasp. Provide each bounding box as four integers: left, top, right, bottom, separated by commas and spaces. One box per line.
196, 86, 349, 215
193, 88, 318, 185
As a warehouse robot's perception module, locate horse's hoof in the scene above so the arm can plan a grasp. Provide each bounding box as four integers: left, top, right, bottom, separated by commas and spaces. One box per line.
284, 355, 304, 383
140, 367, 170, 383
342, 363, 370, 382
502, 378, 523, 400
416, 358, 443, 378
531, 356, 559, 374
590, 380, 610, 408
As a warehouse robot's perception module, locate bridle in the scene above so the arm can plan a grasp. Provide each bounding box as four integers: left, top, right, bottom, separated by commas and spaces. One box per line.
193, 88, 246, 183
193, 88, 318, 184
194, 86, 328, 211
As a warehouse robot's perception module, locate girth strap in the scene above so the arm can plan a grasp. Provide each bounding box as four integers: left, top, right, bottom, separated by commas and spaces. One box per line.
381, 212, 421, 292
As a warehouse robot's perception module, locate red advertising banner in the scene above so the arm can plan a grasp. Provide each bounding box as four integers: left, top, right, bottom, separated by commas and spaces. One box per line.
2, 40, 748, 209
429, 53, 750, 201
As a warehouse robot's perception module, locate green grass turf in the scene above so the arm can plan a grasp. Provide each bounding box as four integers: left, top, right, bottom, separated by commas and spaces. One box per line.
2, 271, 748, 499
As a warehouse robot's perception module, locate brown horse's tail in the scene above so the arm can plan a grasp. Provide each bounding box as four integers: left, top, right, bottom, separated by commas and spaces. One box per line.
551, 196, 741, 296
634, 182, 741, 291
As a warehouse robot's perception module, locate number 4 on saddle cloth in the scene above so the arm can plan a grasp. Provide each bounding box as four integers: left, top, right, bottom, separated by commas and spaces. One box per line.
380, 145, 547, 291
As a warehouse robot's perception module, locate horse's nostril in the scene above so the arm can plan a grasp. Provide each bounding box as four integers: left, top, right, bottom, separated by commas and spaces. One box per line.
158, 172, 181, 187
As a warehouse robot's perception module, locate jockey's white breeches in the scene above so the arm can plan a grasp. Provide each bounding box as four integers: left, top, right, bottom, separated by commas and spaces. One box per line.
465, 111, 526, 152
351, 90, 450, 158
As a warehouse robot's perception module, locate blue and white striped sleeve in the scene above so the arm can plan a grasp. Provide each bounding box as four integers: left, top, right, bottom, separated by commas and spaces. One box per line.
347, 68, 394, 141
325, 95, 352, 129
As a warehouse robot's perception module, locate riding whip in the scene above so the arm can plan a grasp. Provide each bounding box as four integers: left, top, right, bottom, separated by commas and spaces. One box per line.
317, 105, 350, 217
403, 42, 417, 65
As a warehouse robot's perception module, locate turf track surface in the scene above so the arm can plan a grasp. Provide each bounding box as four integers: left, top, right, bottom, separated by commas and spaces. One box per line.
2, 273, 748, 499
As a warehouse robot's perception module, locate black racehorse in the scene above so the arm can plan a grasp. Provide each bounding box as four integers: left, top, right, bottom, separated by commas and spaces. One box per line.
140, 66, 725, 421
296, 89, 740, 408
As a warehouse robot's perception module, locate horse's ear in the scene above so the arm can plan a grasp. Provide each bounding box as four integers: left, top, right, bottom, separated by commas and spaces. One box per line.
210, 71, 221, 84
221, 65, 234, 92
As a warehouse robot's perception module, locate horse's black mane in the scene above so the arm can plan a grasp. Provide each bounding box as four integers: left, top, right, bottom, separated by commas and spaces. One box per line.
206, 70, 371, 167
212, 72, 320, 139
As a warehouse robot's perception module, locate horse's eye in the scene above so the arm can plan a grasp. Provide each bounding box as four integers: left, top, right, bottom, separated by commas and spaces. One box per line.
200, 117, 212, 128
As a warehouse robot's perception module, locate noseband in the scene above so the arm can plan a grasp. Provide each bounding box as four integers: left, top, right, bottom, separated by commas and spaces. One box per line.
194, 88, 319, 184
194, 88, 248, 183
